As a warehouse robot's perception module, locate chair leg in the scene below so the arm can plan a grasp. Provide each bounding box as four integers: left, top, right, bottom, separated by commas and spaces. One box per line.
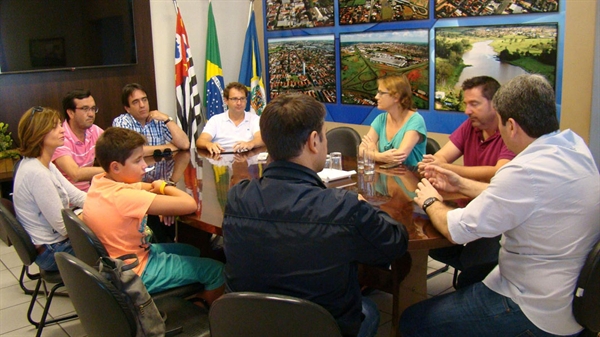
26, 279, 78, 337
452, 268, 459, 289
19, 265, 39, 295
426, 264, 449, 279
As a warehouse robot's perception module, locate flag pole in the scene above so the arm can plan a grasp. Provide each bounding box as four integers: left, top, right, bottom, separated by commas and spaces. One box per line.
247, 0, 253, 25
172, 0, 178, 13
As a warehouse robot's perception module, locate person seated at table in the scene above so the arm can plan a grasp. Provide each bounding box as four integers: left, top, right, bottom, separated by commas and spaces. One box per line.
13, 106, 86, 271
360, 74, 426, 167
417, 76, 516, 289
196, 82, 263, 155
223, 93, 409, 337
83, 127, 225, 304
402, 74, 600, 337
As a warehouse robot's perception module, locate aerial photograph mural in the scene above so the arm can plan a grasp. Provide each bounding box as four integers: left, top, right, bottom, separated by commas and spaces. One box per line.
268, 35, 336, 103
340, 29, 429, 108
435, 0, 559, 18
434, 23, 558, 111
339, 0, 429, 24
265, 0, 334, 30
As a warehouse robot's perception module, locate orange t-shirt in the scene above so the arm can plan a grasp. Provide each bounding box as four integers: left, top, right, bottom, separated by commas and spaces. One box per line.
83, 174, 156, 275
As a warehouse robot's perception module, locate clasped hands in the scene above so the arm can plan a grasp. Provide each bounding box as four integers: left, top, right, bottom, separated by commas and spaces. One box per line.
148, 179, 176, 226
414, 165, 461, 209
361, 135, 406, 164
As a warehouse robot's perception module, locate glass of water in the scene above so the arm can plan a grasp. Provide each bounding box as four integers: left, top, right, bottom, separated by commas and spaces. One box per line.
357, 145, 364, 171
364, 147, 375, 175
330, 152, 342, 170
324, 155, 332, 169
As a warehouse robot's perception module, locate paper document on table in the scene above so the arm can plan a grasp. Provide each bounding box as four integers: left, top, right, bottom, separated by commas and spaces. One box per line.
317, 168, 357, 183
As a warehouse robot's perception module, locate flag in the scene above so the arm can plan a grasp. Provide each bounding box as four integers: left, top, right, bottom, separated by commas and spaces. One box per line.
174, 4, 202, 147
238, 6, 267, 115
203, 2, 225, 120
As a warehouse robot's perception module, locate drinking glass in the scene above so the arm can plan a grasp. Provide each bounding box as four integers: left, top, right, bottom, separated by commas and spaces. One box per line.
330, 152, 342, 170
324, 155, 332, 169
364, 147, 375, 175
357, 145, 364, 171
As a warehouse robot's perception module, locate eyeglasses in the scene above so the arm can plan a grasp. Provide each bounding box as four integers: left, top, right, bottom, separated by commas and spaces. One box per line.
228, 97, 247, 103
75, 106, 99, 113
376, 90, 390, 96
153, 148, 172, 157
30, 106, 44, 117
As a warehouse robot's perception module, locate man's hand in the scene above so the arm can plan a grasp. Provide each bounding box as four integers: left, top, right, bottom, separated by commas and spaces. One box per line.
233, 141, 254, 153
423, 165, 461, 193
417, 154, 438, 175
160, 215, 175, 226
414, 178, 443, 209
357, 193, 366, 202
206, 142, 225, 155
147, 110, 170, 123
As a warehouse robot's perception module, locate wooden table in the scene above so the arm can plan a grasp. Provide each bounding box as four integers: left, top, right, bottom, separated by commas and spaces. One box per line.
176, 151, 454, 337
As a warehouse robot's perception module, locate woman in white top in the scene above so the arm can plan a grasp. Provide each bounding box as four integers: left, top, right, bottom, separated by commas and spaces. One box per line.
13, 106, 86, 271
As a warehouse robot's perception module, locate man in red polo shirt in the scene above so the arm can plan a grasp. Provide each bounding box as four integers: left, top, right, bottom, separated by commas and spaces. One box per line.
418, 76, 515, 289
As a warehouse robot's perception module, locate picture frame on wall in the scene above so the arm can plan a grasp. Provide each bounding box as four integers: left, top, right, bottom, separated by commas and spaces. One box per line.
435, 0, 559, 18
268, 35, 336, 103
340, 29, 429, 109
434, 23, 558, 112
339, 0, 429, 25
265, 0, 334, 31
29, 37, 66, 68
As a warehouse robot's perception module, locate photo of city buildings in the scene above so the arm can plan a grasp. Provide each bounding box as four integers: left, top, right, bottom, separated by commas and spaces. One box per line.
434, 24, 557, 111
265, 0, 334, 31
435, 0, 559, 18
340, 30, 429, 108
268, 35, 336, 103
339, 0, 428, 25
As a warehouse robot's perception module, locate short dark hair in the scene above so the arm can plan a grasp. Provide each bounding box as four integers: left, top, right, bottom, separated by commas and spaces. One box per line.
95, 127, 146, 172
18, 107, 63, 158
461, 76, 500, 101
62, 89, 92, 121
223, 82, 248, 100
260, 94, 326, 161
493, 74, 559, 138
121, 83, 145, 107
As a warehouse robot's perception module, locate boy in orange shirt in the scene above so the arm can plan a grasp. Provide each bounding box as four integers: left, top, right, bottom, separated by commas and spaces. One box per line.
83, 127, 224, 304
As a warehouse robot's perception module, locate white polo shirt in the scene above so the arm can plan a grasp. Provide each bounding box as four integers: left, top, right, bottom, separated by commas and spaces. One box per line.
202, 110, 260, 151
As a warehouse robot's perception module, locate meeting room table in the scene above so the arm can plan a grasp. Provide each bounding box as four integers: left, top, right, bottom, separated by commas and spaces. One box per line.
154, 149, 455, 337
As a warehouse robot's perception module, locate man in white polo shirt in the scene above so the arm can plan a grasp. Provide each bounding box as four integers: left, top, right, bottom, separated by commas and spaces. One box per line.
52, 89, 104, 192
196, 82, 263, 155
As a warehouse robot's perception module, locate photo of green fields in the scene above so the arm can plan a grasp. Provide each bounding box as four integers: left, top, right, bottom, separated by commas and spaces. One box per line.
340, 30, 429, 108
435, 24, 557, 111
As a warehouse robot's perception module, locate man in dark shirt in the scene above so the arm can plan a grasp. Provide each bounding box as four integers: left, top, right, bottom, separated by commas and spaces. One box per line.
223, 93, 408, 337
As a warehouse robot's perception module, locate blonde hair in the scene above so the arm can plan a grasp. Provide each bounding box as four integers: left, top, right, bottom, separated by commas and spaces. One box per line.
378, 74, 414, 111
18, 106, 62, 158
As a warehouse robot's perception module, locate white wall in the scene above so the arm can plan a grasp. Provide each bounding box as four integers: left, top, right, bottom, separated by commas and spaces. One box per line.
150, 0, 252, 115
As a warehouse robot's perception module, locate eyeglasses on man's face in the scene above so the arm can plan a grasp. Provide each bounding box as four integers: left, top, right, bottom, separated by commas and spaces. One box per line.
75, 106, 99, 114
376, 90, 390, 96
228, 97, 247, 103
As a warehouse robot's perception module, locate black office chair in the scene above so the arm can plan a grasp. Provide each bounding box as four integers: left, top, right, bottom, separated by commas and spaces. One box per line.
0, 200, 77, 337
55, 252, 211, 337
326, 127, 362, 158
61, 208, 203, 301
209, 292, 343, 337
573, 238, 600, 336
425, 137, 441, 155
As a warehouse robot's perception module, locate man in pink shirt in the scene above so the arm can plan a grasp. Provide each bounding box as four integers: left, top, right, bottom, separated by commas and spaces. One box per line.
418, 76, 515, 289
52, 89, 104, 192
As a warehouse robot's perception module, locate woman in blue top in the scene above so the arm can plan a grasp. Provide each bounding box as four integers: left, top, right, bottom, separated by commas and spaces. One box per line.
361, 74, 426, 167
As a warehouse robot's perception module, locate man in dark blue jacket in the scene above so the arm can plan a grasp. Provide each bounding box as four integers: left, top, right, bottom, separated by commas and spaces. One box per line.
223, 93, 409, 337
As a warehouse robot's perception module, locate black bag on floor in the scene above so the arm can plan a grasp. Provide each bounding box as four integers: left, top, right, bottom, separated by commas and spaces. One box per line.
98, 254, 166, 337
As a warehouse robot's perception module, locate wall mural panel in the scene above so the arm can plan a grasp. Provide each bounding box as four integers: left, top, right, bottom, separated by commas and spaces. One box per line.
262, 0, 565, 134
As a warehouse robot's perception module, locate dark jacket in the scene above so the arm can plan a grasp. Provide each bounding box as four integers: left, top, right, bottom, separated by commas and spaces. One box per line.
223, 161, 408, 336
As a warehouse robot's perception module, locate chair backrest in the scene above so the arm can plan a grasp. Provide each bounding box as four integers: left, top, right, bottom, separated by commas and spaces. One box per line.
0, 199, 37, 267
61, 208, 109, 266
326, 127, 361, 158
573, 238, 600, 333
426, 138, 441, 155
209, 292, 343, 337
0, 198, 14, 246
55, 252, 136, 337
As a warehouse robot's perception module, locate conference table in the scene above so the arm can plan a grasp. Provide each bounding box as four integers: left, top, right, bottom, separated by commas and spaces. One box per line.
160, 149, 454, 337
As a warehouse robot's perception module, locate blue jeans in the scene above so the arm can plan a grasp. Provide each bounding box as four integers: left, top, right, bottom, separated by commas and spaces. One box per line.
358, 297, 380, 337
399, 282, 581, 337
35, 239, 74, 271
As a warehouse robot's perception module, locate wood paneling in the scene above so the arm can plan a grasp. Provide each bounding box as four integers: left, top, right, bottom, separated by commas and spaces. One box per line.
0, 0, 156, 145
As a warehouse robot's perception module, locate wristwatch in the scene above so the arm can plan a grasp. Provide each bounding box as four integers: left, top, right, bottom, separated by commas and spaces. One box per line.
164, 116, 173, 124
422, 197, 439, 212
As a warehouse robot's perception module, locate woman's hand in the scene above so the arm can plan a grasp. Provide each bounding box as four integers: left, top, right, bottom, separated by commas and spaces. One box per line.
380, 149, 407, 164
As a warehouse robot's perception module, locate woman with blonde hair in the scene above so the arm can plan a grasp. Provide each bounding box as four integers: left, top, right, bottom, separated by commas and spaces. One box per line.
13, 106, 86, 271
361, 74, 426, 166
